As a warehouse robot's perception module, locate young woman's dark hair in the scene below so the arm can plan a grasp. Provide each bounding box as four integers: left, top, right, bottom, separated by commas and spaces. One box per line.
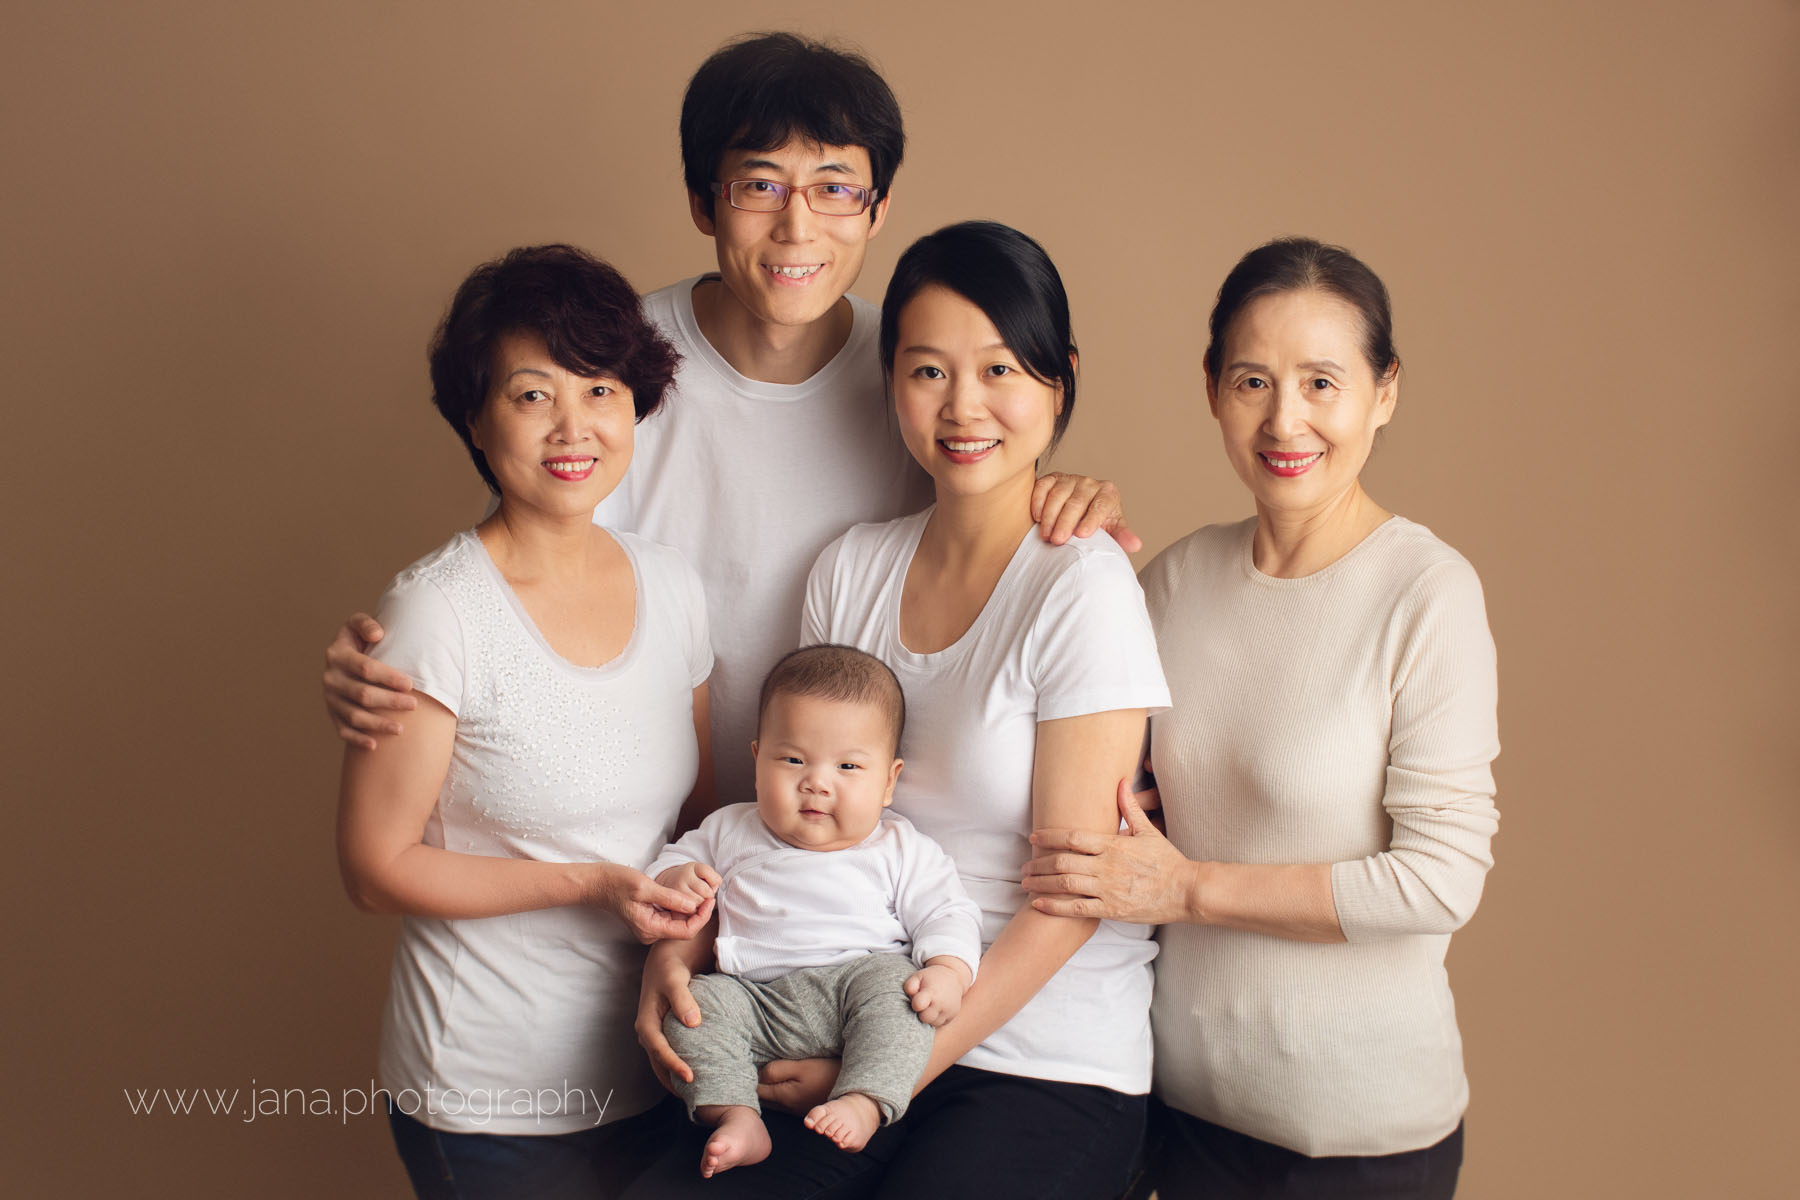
1203, 236, 1399, 383
879, 220, 1079, 452
680, 32, 905, 223
427, 244, 679, 494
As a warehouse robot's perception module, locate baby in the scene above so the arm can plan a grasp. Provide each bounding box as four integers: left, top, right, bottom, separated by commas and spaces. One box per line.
647, 643, 982, 1177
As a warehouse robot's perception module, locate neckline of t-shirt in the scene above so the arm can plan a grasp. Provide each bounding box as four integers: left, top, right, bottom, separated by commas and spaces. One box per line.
673, 274, 873, 401
885, 507, 1039, 667
1236, 514, 1408, 588
461, 528, 647, 681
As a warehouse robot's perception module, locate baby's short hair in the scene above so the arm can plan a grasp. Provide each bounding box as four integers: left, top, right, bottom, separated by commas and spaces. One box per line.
756, 644, 905, 753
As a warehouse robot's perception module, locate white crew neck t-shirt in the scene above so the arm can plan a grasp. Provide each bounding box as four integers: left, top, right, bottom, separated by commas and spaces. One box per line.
594, 277, 933, 805
804, 508, 1171, 1094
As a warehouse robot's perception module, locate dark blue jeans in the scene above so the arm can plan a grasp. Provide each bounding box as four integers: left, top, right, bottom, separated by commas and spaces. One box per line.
387, 1095, 680, 1200
1148, 1098, 1464, 1200
621, 1064, 1146, 1200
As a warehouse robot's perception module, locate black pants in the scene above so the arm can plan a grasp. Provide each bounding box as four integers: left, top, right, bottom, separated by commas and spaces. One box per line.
388, 1095, 680, 1200
621, 1065, 1146, 1200
1148, 1098, 1464, 1200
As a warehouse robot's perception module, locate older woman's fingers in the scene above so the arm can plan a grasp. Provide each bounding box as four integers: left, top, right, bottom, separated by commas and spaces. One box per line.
1020, 869, 1101, 896
1031, 894, 1102, 918
1028, 826, 1111, 855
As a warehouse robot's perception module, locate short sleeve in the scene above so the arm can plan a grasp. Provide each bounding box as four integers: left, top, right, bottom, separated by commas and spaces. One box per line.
370, 572, 467, 717
800, 534, 845, 646
665, 545, 714, 689
1030, 545, 1171, 723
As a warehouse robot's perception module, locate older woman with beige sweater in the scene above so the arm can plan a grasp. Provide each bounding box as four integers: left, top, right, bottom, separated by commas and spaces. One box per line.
1025, 237, 1499, 1200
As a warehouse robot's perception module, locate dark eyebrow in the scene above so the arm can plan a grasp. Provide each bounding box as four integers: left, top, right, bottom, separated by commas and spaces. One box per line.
736, 156, 858, 176
900, 342, 1010, 356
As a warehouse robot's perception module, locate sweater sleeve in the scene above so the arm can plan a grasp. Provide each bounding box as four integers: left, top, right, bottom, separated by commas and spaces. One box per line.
1331, 558, 1501, 939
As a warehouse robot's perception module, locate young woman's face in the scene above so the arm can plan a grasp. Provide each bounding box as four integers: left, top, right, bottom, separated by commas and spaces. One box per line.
470, 330, 636, 516
890, 285, 1062, 500
1207, 288, 1396, 520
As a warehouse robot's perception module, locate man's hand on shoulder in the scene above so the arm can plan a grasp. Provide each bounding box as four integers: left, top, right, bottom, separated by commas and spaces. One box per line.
323, 613, 417, 749
1031, 473, 1139, 552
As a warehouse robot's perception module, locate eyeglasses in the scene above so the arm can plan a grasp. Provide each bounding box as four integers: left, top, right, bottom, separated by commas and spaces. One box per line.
714, 179, 876, 217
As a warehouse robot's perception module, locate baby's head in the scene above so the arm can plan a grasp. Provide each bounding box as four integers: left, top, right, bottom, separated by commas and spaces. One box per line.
751, 645, 905, 852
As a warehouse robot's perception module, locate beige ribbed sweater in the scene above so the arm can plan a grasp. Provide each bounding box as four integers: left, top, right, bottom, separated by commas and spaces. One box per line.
1141, 516, 1499, 1157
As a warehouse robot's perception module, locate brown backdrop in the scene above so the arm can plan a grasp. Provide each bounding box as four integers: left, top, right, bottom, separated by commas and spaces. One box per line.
5, 1, 1796, 1195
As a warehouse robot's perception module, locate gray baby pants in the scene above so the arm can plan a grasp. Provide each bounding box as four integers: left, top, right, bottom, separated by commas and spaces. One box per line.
665, 952, 933, 1125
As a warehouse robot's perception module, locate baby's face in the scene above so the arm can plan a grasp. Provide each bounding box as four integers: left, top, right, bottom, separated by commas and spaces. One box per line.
752, 692, 902, 852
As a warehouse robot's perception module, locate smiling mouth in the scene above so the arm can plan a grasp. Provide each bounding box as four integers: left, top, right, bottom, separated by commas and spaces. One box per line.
1258, 451, 1322, 475
543, 457, 597, 479
765, 264, 823, 280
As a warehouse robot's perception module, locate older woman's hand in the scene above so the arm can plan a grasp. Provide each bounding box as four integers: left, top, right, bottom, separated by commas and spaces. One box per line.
591, 863, 715, 944
1023, 779, 1195, 925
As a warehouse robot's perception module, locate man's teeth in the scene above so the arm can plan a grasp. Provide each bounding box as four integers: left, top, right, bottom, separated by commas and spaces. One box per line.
546, 459, 595, 474
769, 265, 822, 278
944, 439, 1000, 452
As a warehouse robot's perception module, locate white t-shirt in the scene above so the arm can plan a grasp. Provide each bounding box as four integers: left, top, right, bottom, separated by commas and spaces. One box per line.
646, 803, 983, 985
803, 508, 1172, 1094
370, 529, 712, 1135
594, 277, 932, 805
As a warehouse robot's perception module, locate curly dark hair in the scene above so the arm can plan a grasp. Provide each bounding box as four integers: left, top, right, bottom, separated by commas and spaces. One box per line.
427, 244, 679, 494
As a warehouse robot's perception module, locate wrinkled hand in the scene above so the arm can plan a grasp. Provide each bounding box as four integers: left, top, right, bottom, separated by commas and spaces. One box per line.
595, 864, 714, 944
903, 962, 967, 1027
1031, 473, 1140, 552
756, 1058, 840, 1114
1023, 779, 1192, 924
636, 943, 701, 1089
323, 612, 416, 749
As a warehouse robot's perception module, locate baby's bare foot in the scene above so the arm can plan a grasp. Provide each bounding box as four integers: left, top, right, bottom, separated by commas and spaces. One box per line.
803, 1093, 883, 1152
699, 1105, 772, 1177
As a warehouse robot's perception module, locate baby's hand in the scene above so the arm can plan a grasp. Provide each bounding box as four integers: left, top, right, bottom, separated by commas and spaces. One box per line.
656, 861, 721, 906
903, 958, 973, 1027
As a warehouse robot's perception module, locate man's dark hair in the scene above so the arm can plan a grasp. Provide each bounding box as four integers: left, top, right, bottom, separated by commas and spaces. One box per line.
680, 32, 905, 223
427, 244, 679, 494
757, 644, 906, 754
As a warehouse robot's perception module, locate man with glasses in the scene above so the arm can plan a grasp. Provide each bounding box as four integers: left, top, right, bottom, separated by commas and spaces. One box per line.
322, 32, 1131, 804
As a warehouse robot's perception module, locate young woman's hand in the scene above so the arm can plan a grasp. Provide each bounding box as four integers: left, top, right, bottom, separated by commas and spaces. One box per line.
322, 613, 417, 748
756, 1058, 840, 1114
592, 864, 713, 944
636, 941, 703, 1089
1023, 779, 1195, 924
